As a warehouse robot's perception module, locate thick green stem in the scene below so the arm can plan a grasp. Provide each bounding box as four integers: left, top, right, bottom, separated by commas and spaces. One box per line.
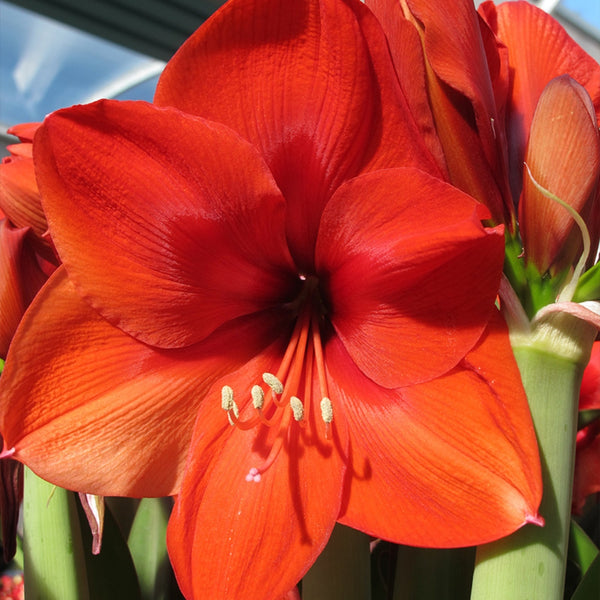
23, 468, 89, 600
302, 524, 371, 600
470, 313, 596, 600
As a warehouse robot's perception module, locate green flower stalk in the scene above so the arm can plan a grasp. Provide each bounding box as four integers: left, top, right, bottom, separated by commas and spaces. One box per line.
23, 468, 89, 600
472, 80, 600, 598
471, 311, 597, 600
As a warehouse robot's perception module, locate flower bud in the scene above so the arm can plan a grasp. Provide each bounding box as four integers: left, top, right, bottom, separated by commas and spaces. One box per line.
519, 75, 600, 276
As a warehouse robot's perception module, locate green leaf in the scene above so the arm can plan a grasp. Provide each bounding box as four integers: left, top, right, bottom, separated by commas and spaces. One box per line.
569, 520, 599, 575
574, 261, 600, 302
77, 499, 142, 600
127, 497, 172, 600
23, 469, 89, 600
571, 554, 600, 600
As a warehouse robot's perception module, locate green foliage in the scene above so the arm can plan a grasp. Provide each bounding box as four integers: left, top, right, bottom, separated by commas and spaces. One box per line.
127, 498, 176, 600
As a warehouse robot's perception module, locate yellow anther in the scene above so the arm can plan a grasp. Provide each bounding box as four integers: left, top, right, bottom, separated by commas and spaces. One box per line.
320, 397, 333, 424
221, 385, 234, 411
221, 386, 241, 426
262, 372, 283, 395
251, 385, 265, 409
289, 396, 304, 421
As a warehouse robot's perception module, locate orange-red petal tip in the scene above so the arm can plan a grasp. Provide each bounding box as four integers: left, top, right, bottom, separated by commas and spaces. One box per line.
0, 447, 15, 460
525, 513, 545, 527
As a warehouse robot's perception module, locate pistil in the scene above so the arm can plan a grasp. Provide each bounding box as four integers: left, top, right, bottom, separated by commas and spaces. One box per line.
220, 278, 334, 481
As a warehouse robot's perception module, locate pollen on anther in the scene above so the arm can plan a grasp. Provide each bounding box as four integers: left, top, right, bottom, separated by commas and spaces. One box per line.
320, 397, 333, 423
289, 396, 304, 421
262, 372, 283, 395
251, 385, 264, 409
221, 385, 234, 411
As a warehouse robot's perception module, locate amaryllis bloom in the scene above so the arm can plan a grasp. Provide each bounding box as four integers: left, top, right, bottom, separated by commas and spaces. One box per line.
478, 1, 600, 203
0, 0, 541, 597
580, 341, 600, 410
573, 342, 600, 514
573, 421, 600, 515
0, 122, 58, 358
0, 123, 58, 562
368, 0, 600, 319
478, 2, 600, 279
368, 0, 600, 228
477, 1, 600, 279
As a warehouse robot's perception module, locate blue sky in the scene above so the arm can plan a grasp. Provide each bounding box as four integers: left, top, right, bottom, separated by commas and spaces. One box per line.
562, 0, 600, 30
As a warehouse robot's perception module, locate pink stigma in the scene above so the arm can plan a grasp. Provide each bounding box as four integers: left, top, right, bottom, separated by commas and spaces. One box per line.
245, 467, 262, 483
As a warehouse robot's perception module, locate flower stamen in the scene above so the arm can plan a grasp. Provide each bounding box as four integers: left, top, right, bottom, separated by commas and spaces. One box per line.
311, 311, 334, 438
289, 396, 305, 422
222, 277, 335, 481
221, 385, 258, 429
262, 373, 283, 395
251, 385, 264, 409
320, 397, 333, 439
220, 385, 234, 411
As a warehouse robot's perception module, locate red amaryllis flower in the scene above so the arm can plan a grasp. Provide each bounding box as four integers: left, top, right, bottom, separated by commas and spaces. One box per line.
573, 342, 600, 514
573, 422, 600, 515
478, 1, 600, 278
0, 122, 58, 357
580, 341, 600, 411
478, 0, 600, 204
367, 0, 600, 230
0, 123, 58, 562
0, 0, 541, 597
368, 0, 600, 318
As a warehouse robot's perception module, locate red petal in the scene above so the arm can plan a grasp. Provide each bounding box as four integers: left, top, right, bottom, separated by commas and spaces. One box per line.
167, 349, 349, 600
520, 76, 600, 273
404, 0, 500, 155
316, 168, 504, 388
372, 0, 512, 223
580, 342, 600, 411
0, 268, 292, 497
573, 419, 600, 514
7, 122, 41, 143
0, 147, 47, 237
330, 312, 542, 546
35, 100, 298, 349
5, 143, 32, 160
365, 0, 448, 175
0, 220, 50, 357
480, 0, 600, 201
156, 0, 439, 268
